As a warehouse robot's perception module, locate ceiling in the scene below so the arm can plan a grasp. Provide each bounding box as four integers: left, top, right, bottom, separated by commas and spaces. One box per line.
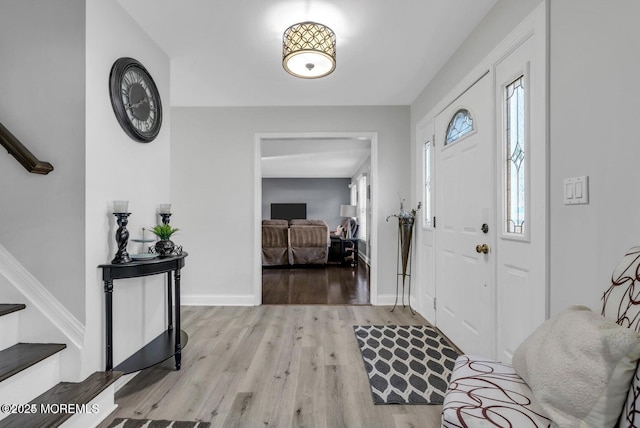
117, 0, 497, 107
262, 137, 371, 178
118, 1, 497, 177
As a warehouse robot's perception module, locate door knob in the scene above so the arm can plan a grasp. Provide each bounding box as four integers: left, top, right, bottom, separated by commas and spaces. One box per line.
476, 244, 489, 254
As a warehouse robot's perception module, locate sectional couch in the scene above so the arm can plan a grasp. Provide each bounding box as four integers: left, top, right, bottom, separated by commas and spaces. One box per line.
261, 219, 330, 266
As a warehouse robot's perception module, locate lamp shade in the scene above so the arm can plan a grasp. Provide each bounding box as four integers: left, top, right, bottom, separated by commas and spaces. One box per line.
340, 204, 357, 217
283, 21, 336, 79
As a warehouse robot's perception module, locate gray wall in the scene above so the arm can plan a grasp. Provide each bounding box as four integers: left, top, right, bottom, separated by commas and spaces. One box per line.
0, 0, 86, 322
548, 0, 640, 314
171, 106, 410, 303
410, 0, 542, 127
262, 178, 350, 228
411, 0, 640, 317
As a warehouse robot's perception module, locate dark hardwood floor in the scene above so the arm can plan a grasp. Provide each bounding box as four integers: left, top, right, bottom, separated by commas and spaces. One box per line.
262, 262, 370, 305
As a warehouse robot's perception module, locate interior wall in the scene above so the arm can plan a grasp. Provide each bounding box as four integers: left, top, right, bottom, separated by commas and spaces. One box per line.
548, 0, 640, 315
84, 0, 171, 376
410, 0, 639, 319
410, 0, 543, 126
352, 157, 372, 260
171, 106, 409, 304
0, 0, 86, 322
262, 178, 350, 228
409, 0, 543, 316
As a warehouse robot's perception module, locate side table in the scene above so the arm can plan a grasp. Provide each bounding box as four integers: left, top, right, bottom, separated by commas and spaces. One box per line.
98, 253, 188, 373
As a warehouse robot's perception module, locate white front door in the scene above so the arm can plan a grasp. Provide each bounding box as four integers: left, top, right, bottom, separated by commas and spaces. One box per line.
434, 73, 495, 357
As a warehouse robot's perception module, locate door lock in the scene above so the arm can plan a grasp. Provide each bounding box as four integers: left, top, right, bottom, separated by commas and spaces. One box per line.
476, 244, 489, 254
481, 223, 489, 234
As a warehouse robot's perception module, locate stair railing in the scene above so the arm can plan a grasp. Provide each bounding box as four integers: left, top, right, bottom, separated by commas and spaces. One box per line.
0, 121, 53, 175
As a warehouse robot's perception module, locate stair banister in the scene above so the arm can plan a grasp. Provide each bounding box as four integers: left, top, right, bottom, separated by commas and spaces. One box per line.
0, 121, 53, 175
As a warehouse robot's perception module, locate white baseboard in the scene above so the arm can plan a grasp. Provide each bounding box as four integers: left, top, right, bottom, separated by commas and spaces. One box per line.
376, 294, 409, 306
375, 294, 423, 314
181, 294, 256, 306
61, 383, 117, 428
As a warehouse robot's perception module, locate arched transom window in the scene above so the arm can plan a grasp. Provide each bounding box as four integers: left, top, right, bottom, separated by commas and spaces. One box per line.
445, 109, 474, 145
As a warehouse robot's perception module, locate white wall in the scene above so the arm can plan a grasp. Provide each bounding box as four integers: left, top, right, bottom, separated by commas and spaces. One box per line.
84, 0, 171, 376
549, 0, 640, 315
171, 106, 409, 304
410, 0, 543, 127
0, 0, 86, 322
410, 0, 640, 319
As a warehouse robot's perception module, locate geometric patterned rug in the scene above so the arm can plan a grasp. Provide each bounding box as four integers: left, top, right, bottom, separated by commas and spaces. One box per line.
107, 419, 211, 428
354, 325, 459, 405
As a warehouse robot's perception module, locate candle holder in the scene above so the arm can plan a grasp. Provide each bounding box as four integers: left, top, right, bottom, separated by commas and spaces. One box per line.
112, 212, 132, 264
158, 203, 172, 224
160, 212, 172, 225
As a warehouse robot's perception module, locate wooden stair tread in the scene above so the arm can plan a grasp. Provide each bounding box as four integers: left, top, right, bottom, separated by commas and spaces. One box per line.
1, 371, 122, 428
0, 343, 66, 383
0, 304, 25, 317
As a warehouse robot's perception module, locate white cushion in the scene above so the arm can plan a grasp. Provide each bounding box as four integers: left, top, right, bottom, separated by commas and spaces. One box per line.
513, 305, 640, 428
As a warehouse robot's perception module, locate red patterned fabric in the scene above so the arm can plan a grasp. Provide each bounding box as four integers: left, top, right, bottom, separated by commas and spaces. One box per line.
602, 246, 640, 428
442, 355, 551, 427
442, 246, 640, 427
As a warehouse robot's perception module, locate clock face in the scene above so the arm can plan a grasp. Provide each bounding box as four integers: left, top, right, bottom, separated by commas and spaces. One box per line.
109, 58, 162, 143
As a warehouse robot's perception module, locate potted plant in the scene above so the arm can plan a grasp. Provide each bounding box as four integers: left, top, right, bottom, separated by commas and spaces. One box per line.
149, 224, 179, 257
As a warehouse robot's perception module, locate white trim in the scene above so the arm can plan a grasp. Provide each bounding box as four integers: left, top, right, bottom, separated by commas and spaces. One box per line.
376, 294, 419, 310
61, 384, 117, 428
254, 132, 379, 306
0, 243, 84, 348
182, 294, 257, 306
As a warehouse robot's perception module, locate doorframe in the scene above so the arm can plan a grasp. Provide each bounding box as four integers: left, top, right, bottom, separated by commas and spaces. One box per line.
414, 2, 548, 355
253, 131, 379, 305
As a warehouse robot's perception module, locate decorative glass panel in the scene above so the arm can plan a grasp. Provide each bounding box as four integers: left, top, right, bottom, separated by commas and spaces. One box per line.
506, 76, 525, 234
424, 141, 432, 227
445, 109, 474, 145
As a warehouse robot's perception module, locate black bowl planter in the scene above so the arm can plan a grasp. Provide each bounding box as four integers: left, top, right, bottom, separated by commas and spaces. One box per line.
155, 239, 175, 257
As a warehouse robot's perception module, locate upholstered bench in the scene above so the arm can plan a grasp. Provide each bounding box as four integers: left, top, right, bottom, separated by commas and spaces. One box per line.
442, 246, 640, 428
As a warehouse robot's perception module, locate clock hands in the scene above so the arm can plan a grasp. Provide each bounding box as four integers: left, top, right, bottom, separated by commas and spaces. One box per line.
125, 97, 148, 110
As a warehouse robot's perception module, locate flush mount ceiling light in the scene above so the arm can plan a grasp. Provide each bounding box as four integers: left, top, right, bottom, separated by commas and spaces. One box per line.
282, 21, 336, 79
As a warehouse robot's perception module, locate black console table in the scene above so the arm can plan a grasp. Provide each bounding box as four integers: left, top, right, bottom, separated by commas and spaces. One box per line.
99, 253, 188, 373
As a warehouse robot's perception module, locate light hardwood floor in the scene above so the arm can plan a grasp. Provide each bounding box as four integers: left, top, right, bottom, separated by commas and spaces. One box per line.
99, 305, 443, 428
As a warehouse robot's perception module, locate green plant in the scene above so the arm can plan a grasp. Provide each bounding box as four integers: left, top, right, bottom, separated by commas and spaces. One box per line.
149, 224, 179, 240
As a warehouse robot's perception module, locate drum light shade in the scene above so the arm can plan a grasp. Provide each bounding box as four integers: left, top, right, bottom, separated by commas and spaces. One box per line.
283, 21, 336, 79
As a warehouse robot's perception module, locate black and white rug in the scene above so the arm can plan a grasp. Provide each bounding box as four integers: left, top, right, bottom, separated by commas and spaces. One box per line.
107, 419, 211, 428
354, 325, 459, 405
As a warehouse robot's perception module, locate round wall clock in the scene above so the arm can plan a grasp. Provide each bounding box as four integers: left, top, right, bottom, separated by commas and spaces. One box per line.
109, 57, 162, 143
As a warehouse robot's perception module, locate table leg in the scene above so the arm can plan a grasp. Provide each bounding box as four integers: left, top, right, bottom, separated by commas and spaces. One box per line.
104, 280, 113, 371
174, 268, 182, 370
167, 271, 173, 331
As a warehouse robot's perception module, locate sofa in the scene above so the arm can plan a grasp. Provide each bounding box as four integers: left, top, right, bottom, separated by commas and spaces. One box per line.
261, 219, 290, 266
442, 246, 640, 428
261, 219, 330, 266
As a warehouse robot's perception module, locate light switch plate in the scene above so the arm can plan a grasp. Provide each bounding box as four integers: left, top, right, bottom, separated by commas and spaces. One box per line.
564, 176, 589, 205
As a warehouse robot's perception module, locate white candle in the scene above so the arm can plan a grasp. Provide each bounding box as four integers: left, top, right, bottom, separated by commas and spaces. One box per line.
113, 200, 129, 213
158, 203, 172, 214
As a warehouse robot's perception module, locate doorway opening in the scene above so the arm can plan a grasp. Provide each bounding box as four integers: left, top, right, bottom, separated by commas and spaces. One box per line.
254, 132, 379, 305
